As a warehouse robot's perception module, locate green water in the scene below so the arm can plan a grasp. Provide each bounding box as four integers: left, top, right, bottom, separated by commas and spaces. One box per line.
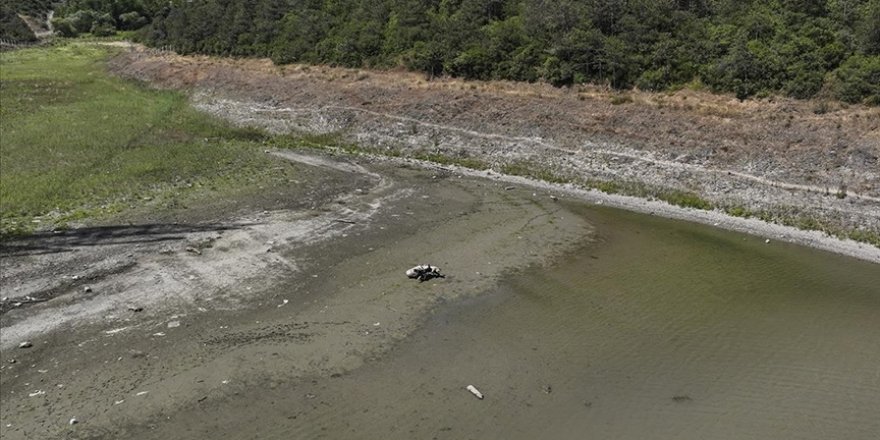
135, 204, 880, 439
276, 206, 880, 439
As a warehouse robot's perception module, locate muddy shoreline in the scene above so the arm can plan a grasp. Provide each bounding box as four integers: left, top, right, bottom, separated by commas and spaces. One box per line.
0, 153, 592, 439
107, 46, 880, 245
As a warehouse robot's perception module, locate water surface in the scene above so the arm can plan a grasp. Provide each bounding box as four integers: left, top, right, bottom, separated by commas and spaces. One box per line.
138, 205, 880, 439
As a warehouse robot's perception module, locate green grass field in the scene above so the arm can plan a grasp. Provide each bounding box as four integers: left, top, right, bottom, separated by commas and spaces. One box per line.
0, 44, 299, 236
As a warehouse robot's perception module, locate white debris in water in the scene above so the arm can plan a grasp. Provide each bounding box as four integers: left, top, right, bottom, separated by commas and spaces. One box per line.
167, 321, 180, 328
28, 390, 45, 397
104, 327, 129, 335
135, 391, 149, 396
466, 385, 484, 400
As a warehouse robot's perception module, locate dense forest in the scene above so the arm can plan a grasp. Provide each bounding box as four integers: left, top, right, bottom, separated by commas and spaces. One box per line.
146, 0, 880, 104
3, 0, 879, 104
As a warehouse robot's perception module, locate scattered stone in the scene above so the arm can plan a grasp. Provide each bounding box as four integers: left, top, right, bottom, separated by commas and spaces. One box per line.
127, 306, 143, 312
466, 385, 484, 400
672, 395, 692, 402
550, 195, 558, 201
504, 186, 515, 190
18, 341, 32, 349
69, 418, 78, 425
765, 239, 771, 244
543, 385, 552, 394
305, 393, 317, 399
185, 246, 202, 255
167, 321, 180, 329
8, 359, 16, 364
83, 286, 92, 293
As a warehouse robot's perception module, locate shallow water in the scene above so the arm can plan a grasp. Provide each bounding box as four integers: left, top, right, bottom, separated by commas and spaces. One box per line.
265, 205, 880, 439
112, 203, 880, 440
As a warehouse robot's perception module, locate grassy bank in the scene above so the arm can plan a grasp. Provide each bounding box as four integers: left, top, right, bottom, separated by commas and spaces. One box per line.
0, 44, 299, 236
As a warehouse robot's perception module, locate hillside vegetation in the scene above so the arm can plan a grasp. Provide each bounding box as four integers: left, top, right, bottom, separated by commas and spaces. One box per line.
138, 0, 880, 104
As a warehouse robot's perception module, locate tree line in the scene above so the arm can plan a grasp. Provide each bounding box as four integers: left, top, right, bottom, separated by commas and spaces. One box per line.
144, 0, 880, 104
4, 0, 879, 104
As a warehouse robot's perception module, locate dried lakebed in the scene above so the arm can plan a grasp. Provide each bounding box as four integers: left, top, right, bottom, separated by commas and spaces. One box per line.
1, 151, 879, 439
